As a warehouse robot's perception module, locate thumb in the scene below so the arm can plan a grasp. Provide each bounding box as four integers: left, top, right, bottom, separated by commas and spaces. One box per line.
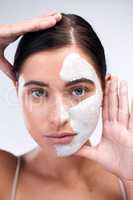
75, 144, 98, 162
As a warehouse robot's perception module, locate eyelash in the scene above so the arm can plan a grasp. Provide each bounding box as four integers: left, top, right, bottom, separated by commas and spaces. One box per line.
29, 86, 90, 99
30, 88, 48, 98
70, 86, 90, 97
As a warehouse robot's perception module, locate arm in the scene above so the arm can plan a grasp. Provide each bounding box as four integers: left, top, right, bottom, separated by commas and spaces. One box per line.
0, 150, 17, 199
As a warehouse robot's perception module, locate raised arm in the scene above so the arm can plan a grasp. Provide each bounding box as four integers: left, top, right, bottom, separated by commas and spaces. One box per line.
0, 11, 62, 84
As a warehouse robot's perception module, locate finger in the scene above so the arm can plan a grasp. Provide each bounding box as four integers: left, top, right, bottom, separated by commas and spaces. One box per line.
44, 10, 58, 16
33, 12, 62, 22
108, 76, 118, 121
13, 14, 62, 35
118, 80, 129, 127
8, 19, 56, 37
128, 98, 133, 131
0, 56, 16, 83
102, 79, 110, 121
0, 14, 62, 38
52, 13, 62, 22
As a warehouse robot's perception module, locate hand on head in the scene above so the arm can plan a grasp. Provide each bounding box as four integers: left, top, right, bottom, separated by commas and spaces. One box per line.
0, 11, 62, 86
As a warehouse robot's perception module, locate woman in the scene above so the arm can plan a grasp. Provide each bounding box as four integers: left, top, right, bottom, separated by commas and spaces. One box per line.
0, 12, 133, 200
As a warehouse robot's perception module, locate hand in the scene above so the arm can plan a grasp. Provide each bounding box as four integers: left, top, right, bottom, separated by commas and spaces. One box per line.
0, 11, 62, 85
75, 76, 133, 181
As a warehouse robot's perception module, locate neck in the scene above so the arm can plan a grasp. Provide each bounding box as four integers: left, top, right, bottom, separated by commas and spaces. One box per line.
23, 145, 91, 182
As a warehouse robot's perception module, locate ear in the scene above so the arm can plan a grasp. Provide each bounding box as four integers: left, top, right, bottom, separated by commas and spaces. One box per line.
100, 73, 111, 108
105, 73, 111, 82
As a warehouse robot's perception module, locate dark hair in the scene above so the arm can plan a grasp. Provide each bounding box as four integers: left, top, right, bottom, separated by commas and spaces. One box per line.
13, 13, 107, 88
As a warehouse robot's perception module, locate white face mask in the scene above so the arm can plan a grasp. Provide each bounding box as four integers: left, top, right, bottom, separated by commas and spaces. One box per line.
52, 53, 103, 157
54, 53, 103, 157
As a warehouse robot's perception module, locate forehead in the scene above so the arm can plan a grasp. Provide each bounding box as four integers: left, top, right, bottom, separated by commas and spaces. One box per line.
19, 47, 97, 82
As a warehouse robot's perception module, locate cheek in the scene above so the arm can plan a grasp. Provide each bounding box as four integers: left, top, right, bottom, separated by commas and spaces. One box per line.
67, 94, 101, 136
19, 94, 49, 129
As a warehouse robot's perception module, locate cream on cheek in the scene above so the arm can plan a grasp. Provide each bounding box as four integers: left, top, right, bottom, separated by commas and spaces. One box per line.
54, 53, 103, 157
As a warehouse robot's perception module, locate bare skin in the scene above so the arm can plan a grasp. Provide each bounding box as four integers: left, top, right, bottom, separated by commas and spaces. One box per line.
0, 13, 132, 200
0, 11, 62, 83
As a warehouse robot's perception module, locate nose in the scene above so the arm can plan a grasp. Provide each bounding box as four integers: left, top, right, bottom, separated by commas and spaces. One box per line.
48, 96, 69, 129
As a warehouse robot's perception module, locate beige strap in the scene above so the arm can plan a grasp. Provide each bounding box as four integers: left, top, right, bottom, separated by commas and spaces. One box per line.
11, 156, 21, 200
118, 178, 128, 200
10, 158, 127, 200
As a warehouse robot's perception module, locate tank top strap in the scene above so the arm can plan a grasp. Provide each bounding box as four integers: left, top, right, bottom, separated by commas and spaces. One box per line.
118, 178, 128, 200
11, 156, 21, 200
10, 157, 128, 200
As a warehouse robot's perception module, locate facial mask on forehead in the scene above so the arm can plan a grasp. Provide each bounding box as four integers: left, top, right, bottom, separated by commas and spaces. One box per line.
54, 53, 103, 157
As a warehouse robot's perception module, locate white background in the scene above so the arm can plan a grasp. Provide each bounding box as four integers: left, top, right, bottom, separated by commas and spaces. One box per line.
0, 0, 133, 156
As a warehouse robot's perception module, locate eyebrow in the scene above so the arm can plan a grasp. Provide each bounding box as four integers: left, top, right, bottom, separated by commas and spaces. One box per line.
24, 80, 49, 87
65, 78, 94, 87
23, 78, 94, 88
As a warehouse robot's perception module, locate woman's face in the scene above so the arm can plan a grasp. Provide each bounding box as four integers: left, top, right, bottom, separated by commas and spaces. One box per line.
16, 47, 103, 157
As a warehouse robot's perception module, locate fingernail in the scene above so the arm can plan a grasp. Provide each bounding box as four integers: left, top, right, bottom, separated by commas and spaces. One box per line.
54, 13, 62, 20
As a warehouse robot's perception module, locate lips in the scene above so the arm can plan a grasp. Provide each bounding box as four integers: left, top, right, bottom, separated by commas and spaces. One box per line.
42, 132, 77, 144
44, 132, 77, 138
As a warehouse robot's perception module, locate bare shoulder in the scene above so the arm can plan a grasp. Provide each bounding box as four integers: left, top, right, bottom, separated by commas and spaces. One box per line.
0, 149, 17, 199
0, 149, 17, 173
